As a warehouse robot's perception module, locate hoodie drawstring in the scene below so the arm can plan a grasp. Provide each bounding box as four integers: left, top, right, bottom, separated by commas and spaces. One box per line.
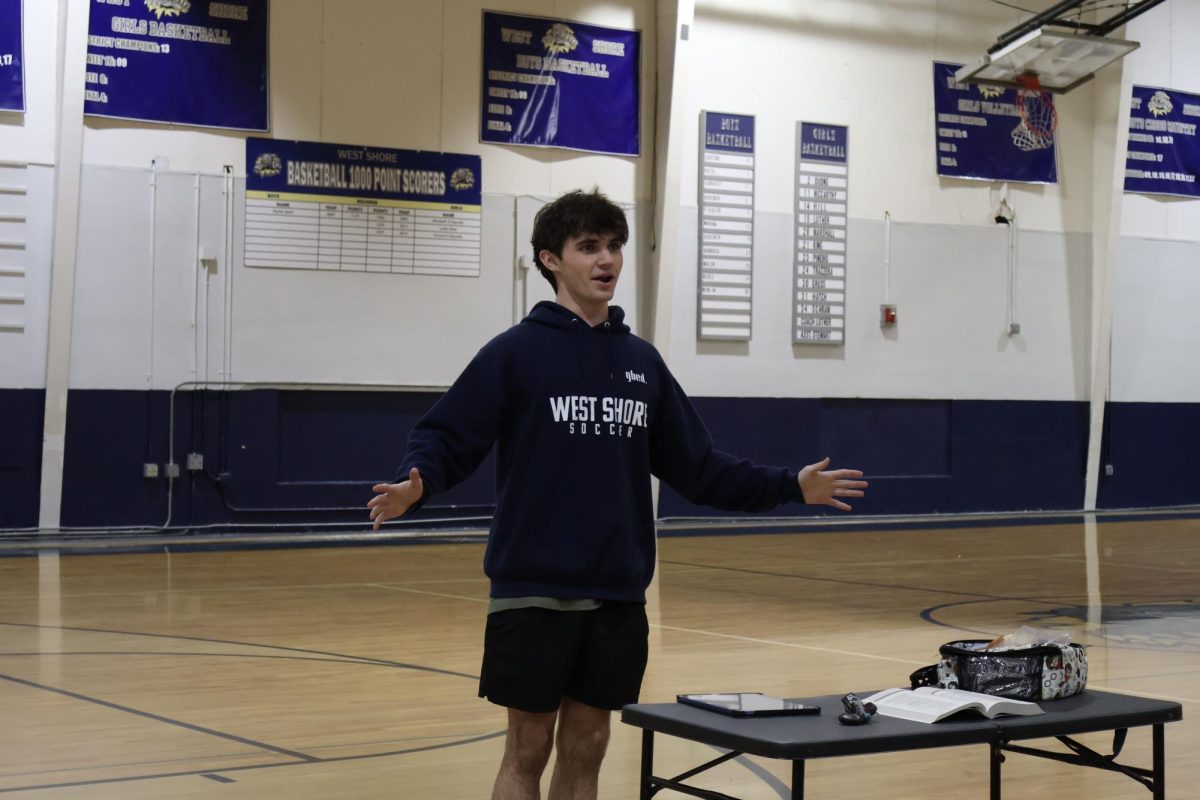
572, 318, 616, 382
573, 318, 587, 379
604, 321, 614, 381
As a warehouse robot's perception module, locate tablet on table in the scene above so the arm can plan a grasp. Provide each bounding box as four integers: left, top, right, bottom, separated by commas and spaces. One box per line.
676, 692, 821, 717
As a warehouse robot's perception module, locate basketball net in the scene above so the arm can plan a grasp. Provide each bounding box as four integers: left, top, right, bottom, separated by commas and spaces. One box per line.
1012, 74, 1057, 152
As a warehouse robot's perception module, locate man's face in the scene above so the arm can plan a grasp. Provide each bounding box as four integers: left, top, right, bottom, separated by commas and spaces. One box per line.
541, 231, 624, 313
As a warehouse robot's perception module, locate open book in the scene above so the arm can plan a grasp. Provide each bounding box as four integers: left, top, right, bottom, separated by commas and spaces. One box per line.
864, 687, 1044, 724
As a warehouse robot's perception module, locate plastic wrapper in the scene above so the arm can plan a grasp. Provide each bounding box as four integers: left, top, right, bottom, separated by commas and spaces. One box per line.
985, 625, 1072, 651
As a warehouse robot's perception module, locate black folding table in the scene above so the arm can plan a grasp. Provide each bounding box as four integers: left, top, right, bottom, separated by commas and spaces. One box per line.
621, 689, 1182, 799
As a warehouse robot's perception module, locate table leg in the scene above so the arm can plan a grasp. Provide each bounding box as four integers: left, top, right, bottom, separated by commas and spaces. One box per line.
990, 740, 1003, 800
790, 759, 804, 799
1153, 723, 1164, 800
640, 729, 654, 800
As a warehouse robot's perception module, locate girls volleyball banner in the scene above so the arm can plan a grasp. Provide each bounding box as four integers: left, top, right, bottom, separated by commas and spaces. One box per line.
480, 11, 640, 156
932, 62, 1057, 184
85, 0, 269, 130
1125, 85, 1200, 199
0, 0, 23, 112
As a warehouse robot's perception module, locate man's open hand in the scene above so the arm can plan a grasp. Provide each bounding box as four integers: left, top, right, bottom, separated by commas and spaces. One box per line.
368, 467, 424, 530
798, 457, 867, 511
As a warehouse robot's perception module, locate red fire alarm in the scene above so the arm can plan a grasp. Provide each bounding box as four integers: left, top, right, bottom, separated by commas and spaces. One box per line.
880, 304, 897, 328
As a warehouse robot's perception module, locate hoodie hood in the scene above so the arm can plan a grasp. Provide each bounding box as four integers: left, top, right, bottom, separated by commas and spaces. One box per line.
525, 301, 629, 381
525, 300, 630, 334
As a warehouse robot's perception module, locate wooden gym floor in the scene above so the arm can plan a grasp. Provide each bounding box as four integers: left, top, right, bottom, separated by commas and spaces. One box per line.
1, 515, 1197, 798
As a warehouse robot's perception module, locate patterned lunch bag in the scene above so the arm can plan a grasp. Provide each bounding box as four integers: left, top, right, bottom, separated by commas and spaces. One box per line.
910, 639, 1088, 701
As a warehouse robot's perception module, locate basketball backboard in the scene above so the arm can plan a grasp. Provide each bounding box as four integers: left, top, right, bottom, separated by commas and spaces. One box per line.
953, 0, 1168, 94
955, 26, 1139, 94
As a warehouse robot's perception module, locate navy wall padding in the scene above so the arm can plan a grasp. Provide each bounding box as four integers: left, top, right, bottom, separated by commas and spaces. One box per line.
657, 398, 1092, 518
50, 390, 1197, 530
0, 389, 45, 528
61, 389, 172, 528
1098, 402, 1200, 509
59, 389, 495, 529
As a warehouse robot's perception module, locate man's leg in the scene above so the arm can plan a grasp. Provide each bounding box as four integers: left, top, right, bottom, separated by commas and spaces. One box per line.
492, 707, 558, 800
546, 697, 611, 800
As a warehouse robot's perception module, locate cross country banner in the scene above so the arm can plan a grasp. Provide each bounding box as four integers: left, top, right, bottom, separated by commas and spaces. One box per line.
932, 61, 1057, 184
480, 10, 640, 156
0, 0, 23, 112
1124, 85, 1200, 199
85, 0, 269, 131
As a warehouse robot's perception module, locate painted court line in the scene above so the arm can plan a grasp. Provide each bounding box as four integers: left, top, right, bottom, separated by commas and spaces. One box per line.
0, 577, 493, 602
368, 584, 489, 603
0, 673, 318, 762
0, 621, 478, 679
650, 623, 925, 666
0, 731, 506, 795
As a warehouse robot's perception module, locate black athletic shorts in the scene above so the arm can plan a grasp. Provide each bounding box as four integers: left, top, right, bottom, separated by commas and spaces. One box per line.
478, 601, 649, 713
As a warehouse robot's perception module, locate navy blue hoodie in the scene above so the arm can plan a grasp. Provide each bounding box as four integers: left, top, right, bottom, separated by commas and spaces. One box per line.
398, 301, 805, 602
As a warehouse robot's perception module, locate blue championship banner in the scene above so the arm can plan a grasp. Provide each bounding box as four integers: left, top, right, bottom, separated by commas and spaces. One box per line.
85, 0, 268, 131
244, 138, 483, 277
0, 0, 23, 112
481, 11, 640, 156
933, 62, 1057, 184
1125, 85, 1200, 199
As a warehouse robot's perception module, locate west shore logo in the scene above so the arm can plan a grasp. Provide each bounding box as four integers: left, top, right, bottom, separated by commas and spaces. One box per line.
542, 23, 577, 55
549, 394, 647, 438
253, 152, 282, 178
145, 0, 190, 19
449, 167, 476, 192
1148, 90, 1173, 118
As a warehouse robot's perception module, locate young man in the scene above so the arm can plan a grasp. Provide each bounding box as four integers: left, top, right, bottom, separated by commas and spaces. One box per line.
369, 189, 867, 800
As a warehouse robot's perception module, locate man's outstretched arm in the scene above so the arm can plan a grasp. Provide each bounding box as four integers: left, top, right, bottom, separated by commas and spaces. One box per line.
650, 369, 868, 512
368, 337, 508, 529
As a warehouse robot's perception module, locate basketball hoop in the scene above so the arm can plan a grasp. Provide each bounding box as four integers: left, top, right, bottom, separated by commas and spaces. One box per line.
1011, 74, 1057, 152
